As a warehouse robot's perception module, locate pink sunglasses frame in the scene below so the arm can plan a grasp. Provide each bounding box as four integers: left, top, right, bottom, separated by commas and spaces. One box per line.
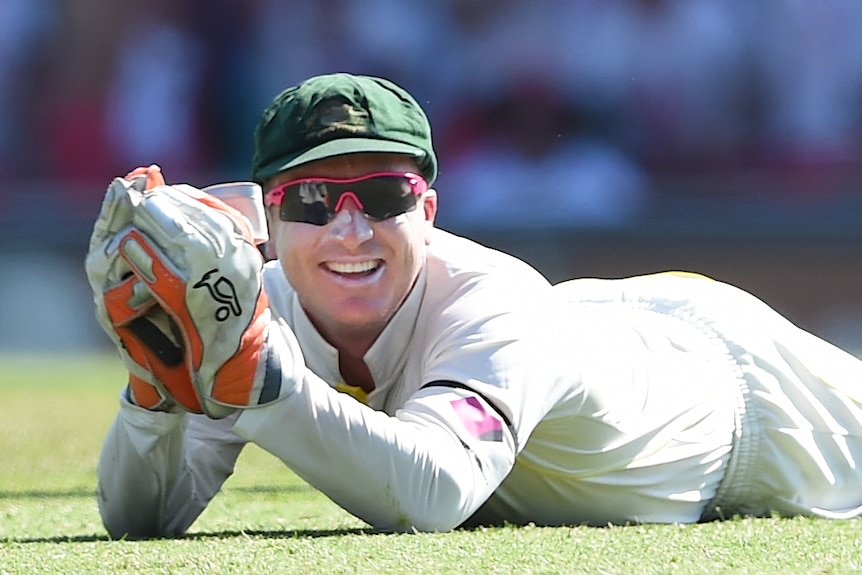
263, 171, 428, 209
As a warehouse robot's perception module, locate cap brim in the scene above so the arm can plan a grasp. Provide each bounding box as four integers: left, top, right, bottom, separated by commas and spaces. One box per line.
262, 138, 425, 181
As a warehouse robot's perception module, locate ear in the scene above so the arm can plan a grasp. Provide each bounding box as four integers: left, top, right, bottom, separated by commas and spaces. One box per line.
421, 189, 437, 245
421, 188, 437, 222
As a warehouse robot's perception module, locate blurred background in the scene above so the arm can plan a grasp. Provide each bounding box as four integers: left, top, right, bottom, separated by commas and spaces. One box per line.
2, 0, 862, 355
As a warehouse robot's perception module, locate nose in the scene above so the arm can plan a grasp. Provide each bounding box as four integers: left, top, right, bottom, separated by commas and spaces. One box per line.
325, 195, 373, 244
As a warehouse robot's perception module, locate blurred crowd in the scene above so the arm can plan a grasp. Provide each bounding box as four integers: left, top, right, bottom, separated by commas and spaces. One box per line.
3, 0, 862, 229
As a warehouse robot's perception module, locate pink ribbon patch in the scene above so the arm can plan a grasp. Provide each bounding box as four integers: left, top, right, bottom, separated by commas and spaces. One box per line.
451, 396, 503, 442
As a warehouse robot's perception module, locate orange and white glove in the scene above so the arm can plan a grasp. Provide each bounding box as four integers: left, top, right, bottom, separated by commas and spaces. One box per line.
85, 165, 182, 411
85, 165, 302, 418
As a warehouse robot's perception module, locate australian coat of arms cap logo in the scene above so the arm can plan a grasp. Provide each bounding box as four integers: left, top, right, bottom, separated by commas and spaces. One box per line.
305, 97, 372, 139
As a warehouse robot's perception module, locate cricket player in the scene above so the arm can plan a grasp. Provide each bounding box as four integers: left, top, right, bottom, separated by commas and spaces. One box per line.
86, 73, 862, 539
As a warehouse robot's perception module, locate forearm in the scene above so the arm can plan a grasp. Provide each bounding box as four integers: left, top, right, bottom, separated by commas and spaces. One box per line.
97, 393, 245, 538
235, 375, 515, 532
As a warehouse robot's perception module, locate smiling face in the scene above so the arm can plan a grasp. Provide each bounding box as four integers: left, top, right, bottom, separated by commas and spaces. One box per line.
265, 153, 437, 351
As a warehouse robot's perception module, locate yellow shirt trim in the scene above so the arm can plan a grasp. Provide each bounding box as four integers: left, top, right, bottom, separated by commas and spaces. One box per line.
335, 382, 369, 405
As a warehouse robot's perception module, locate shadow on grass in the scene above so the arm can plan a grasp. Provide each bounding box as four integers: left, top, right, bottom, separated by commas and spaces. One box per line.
0, 483, 314, 501
0, 487, 97, 500
4, 527, 383, 545
185, 527, 385, 539
2, 483, 352, 545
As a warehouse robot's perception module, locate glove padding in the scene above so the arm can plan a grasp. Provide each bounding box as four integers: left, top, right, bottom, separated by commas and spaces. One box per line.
86, 166, 184, 411
86, 168, 301, 418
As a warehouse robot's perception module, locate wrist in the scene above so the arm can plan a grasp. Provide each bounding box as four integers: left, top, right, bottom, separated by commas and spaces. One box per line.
125, 377, 179, 413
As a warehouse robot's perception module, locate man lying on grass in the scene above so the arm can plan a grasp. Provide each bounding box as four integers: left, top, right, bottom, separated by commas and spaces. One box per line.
86, 73, 862, 538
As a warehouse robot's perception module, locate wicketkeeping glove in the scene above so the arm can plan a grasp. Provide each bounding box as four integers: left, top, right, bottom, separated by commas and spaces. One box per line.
86, 166, 181, 411
85, 167, 302, 418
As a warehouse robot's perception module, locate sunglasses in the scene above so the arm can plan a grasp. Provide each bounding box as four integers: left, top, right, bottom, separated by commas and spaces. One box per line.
264, 171, 428, 225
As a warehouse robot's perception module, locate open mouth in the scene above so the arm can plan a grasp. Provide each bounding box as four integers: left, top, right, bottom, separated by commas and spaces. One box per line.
324, 259, 382, 277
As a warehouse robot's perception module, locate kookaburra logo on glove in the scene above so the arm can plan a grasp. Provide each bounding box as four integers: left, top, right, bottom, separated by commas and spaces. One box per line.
194, 268, 242, 321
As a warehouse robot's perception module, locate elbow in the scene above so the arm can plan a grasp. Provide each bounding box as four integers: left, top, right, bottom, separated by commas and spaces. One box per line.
101, 517, 166, 541
365, 478, 476, 534
378, 511, 462, 534
102, 522, 159, 541
373, 513, 462, 534
101, 515, 185, 540
98, 487, 184, 540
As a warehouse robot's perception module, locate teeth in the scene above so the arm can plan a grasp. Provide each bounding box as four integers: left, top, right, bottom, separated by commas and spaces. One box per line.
326, 260, 379, 274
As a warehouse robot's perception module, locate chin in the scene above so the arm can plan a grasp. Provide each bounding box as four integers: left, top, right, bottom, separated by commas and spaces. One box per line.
331, 302, 392, 327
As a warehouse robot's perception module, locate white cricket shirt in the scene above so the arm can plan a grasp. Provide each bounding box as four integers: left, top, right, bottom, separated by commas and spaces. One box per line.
236, 229, 740, 529
97, 229, 742, 536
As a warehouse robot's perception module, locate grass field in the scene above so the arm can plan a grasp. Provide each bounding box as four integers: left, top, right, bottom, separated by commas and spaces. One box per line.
2, 353, 862, 574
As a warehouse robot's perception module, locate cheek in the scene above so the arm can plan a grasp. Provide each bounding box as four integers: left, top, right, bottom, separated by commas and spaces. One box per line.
389, 215, 428, 271
271, 223, 312, 273
271, 223, 288, 254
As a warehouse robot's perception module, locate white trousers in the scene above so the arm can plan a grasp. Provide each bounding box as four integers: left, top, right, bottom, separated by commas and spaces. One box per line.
559, 272, 862, 520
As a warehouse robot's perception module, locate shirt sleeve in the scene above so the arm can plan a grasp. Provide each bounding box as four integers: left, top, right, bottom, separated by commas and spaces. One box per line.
97, 392, 245, 538
234, 372, 518, 532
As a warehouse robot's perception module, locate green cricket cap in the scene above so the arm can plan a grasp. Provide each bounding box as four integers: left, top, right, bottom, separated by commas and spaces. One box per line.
251, 73, 438, 185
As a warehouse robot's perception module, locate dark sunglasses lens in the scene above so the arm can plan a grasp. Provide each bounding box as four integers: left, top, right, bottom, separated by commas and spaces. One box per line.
279, 182, 331, 225
355, 178, 416, 221
279, 176, 418, 224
